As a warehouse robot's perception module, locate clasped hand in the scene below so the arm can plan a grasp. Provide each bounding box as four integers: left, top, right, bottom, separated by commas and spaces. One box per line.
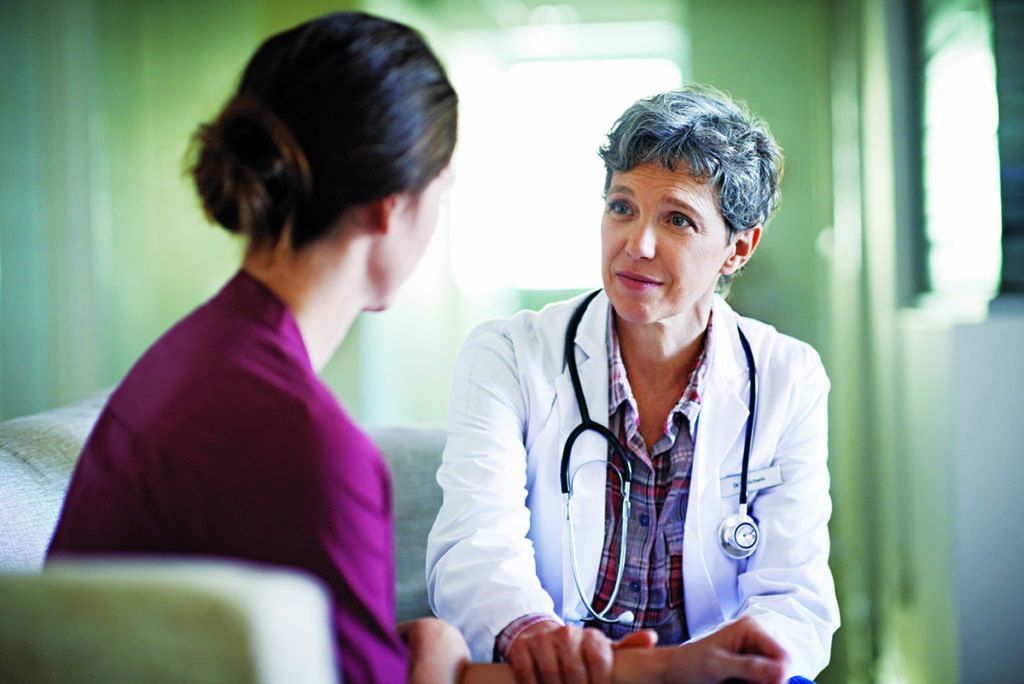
507, 617, 787, 684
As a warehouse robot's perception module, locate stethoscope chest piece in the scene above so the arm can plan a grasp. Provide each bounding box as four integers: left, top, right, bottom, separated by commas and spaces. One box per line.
718, 507, 760, 559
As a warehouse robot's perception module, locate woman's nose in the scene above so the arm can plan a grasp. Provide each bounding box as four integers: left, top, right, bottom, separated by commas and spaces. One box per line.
624, 223, 656, 260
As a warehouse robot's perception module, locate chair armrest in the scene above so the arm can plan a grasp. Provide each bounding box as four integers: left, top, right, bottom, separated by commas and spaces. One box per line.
0, 556, 339, 684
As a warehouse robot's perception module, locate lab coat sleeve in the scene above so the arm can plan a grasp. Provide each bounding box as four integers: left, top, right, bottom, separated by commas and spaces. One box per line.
733, 342, 840, 678
426, 321, 561, 662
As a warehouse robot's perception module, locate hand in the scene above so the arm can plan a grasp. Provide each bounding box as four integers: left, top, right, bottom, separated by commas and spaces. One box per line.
658, 617, 788, 684
399, 617, 472, 684
507, 620, 659, 684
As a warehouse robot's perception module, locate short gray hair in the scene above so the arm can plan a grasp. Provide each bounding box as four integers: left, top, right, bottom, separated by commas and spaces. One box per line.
598, 85, 783, 239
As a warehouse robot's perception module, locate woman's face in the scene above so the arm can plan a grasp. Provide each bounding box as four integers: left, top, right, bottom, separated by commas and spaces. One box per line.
600, 162, 758, 331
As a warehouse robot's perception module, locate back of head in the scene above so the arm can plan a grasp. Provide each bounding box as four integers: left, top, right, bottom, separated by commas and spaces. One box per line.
191, 12, 458, 249
598, 85, 782, 238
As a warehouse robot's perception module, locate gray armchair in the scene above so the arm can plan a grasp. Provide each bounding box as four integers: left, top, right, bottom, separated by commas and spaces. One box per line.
0, 391, 449, 682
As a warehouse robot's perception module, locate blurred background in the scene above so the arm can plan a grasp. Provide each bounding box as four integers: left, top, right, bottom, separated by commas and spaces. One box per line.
1, 0, 1021, 681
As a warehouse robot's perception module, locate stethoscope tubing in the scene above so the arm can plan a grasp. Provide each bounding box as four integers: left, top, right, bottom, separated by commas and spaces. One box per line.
736, 324, 757, 508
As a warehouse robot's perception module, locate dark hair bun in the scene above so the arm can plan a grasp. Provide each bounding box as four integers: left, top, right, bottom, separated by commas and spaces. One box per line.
191, 97, 310, 245
189, 12, 457, 250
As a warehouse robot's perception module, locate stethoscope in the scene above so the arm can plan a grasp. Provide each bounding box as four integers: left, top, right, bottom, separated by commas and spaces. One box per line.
560, 289, 761, 626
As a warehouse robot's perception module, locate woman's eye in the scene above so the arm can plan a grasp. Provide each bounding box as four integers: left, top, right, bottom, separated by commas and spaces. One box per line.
608, 200, 630, 216
670, 213, 692, 228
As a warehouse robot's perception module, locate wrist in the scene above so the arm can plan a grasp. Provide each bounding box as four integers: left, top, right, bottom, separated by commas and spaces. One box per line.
612, 647, 669, 684
496, 614, 562, 661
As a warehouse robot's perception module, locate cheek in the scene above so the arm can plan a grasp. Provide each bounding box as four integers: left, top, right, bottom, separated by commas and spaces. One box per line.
415, 203, 442, 248
600, 220, 619, 261
421, 211, 439, 245
712, 245, 737, 274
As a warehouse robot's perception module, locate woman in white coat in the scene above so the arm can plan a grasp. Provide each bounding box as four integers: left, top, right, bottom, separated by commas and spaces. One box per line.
427, 85, 839, 683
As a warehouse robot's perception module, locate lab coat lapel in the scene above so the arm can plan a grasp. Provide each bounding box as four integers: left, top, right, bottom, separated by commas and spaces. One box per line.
685, 297, 749, 630
555, 291, 610, 620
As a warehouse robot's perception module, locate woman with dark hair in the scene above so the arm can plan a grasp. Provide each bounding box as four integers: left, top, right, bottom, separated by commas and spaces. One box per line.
47, 12, 462, 683
48, 16, 789, 683
428, 85, 839, 683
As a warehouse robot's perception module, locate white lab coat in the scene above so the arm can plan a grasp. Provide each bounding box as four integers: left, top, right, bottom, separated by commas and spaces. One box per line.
426, 291, 840, 678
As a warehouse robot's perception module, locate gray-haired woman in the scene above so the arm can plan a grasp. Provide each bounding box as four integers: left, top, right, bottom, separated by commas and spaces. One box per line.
427, 85, 840, 683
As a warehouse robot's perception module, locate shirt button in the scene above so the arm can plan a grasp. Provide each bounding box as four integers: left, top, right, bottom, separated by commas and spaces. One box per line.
630, 580, 642, 592
639, 514, 651, 527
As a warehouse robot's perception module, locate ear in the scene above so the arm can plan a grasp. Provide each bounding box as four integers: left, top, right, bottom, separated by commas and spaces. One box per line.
355, 195, 401, 236
721, 225, 762, 275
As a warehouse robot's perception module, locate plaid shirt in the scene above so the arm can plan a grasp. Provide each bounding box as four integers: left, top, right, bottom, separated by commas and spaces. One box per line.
588, 306, 713, 643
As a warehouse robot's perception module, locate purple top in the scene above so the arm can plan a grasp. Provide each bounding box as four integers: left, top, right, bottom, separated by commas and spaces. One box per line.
49, 271, 407, 683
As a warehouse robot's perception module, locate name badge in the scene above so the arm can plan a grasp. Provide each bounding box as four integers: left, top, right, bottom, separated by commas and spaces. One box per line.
720, 465, 783, 497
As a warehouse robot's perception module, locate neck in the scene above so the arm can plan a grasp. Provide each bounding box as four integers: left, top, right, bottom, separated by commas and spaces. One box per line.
615, 303, 712, 393
241, 229, 372, 373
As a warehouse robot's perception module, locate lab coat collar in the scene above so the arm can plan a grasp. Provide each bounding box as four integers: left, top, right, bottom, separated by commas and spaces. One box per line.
694, 294, 750, 490
559, 289, 611, 419
570, 289, 609, 378
707, 295, 747, 386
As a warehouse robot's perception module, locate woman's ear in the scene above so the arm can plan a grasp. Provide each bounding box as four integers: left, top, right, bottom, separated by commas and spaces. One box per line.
352, 195, 400, 236
721, 225, 762, 274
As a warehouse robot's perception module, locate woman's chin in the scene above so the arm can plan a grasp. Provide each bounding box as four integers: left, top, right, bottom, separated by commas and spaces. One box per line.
606, 287, 656, 324
363, 297, 393, 313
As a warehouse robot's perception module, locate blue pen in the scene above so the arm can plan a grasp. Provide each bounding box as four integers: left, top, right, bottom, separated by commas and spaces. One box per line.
789, 678, 816, 684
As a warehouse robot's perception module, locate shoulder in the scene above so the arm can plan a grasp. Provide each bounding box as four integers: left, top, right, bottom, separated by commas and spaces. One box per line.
460, 290, 601, 367
715, 295, 828, 387
451, 292, 606, 416
447, 292, 603, 422
107, 305, 384, 483
109, 278, 314, 434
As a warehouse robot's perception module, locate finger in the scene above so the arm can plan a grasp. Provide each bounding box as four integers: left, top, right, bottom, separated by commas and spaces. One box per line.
508, 622, 563, 684
579, 629, 615, 684
507, 643, 540, 684
715, 651, 786, 684
727, 617, 788, 664
530, 636, 566, 684
613, 629, 659, 650
552, 626, 587, 684
742, 628, 787, 662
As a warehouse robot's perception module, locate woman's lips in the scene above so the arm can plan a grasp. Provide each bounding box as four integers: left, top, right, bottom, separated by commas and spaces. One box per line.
616, 271, 662, 291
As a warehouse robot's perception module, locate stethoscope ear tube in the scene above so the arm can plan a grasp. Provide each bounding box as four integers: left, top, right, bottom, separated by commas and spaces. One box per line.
563, 291, 602, 420
736, 326, 757, 509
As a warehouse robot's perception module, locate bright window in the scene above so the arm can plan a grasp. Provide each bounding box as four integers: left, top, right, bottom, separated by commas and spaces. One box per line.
922, 5, 1002, 303
446, 22, 685, 293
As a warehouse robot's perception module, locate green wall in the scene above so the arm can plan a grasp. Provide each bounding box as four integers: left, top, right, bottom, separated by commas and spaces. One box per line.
0, 0, 359, 419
